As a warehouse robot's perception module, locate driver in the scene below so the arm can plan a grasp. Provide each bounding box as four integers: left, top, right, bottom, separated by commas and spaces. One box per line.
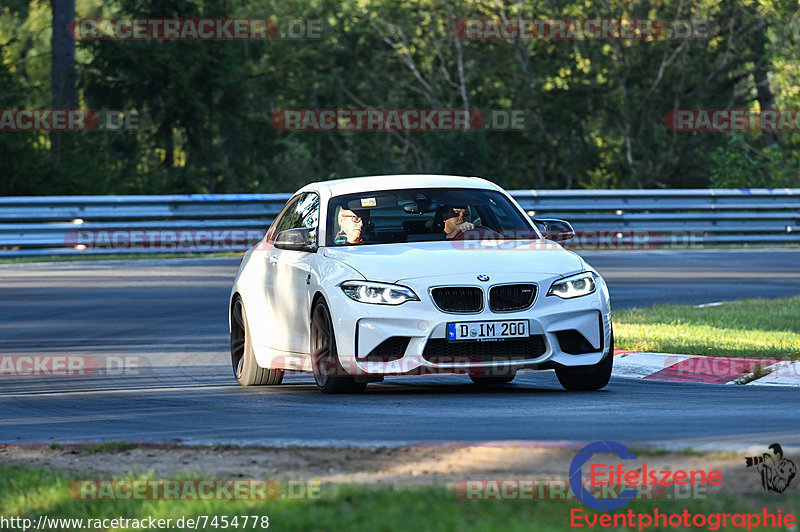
335, 208, 369, 244
435, 204, 475, 239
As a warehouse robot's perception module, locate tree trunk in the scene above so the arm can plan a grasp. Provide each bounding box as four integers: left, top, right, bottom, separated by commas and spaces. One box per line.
51, 0, 76, 109
51, 0, 76, 163
750, 12, 778, 148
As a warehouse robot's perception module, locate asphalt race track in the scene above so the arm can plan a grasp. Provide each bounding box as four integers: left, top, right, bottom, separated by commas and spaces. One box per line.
1, 249, 799, 448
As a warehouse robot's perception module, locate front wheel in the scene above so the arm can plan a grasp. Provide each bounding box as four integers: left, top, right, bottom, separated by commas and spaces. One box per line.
555, 332, 613, 391
231, 297, 284, 386
310, 300, 366, 394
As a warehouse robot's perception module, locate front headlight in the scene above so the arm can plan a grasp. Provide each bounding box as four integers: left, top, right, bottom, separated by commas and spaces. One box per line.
547, 272, 596, 299
340, 281, 420, 305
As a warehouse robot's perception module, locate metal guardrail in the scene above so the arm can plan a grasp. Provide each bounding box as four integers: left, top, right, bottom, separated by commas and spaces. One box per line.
513, 189, 800, 248
0, 189, 797, 257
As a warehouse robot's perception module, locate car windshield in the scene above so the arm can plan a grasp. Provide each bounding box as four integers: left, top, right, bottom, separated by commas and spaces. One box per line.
326, 187, 539, 246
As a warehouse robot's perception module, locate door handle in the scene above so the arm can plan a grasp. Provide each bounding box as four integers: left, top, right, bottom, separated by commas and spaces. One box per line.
306, 274, 311, 285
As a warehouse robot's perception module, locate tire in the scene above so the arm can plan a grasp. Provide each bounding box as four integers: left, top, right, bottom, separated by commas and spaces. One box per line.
555, 332, 613, 391
470, 372, 517, 385
231, 297, 284, 386
310, 300, 367, 394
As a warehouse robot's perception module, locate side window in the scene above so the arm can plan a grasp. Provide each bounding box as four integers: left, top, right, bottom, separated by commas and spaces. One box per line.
289, 193, 320, 231
268, 193, 320, 244
267, 196, 301, 242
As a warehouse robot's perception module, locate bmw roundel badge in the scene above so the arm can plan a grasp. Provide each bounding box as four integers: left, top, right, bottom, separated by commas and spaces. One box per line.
477, 274, 490, 282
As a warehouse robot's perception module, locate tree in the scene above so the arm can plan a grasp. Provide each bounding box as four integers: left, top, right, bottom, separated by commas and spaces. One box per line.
50, 0, 75, 108
50, 0, 76, 165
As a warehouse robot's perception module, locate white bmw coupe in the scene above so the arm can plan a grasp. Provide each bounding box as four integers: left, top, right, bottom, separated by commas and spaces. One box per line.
229, 175, 613, 393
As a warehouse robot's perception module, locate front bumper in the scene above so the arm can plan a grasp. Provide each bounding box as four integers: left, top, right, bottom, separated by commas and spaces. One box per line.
326, 272, 612, 376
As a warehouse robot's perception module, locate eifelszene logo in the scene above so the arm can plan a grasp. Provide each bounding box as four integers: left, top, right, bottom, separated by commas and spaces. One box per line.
570, 440, 723, 511
745, 444, 797, 494
570, 441, 639, 511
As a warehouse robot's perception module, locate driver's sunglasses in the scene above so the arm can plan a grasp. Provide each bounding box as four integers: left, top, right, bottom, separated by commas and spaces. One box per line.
341, 214, 363, 223
447, 209, 471, 219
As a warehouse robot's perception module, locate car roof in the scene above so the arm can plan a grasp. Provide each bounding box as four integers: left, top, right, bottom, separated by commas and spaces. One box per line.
297, 174, 500, 197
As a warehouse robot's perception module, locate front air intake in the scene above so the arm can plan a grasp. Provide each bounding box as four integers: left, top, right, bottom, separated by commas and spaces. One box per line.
422, 335, 546, 363
364, 336, 410, 362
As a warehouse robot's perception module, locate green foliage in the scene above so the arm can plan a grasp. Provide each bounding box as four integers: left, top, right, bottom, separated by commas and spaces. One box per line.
2, 0, 800, 194
0, 53, 52, 195
710, 136, 800, 188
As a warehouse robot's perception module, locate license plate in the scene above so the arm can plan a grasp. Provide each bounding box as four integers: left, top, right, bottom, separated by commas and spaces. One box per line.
447, 320, 529, 342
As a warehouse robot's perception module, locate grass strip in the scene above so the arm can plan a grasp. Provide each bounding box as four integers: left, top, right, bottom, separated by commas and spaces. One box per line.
1, 464, 799, 531
614, 296, 800, 359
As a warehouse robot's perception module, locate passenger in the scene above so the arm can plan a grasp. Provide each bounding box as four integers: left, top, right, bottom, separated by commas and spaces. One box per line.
334, 208, 369, 244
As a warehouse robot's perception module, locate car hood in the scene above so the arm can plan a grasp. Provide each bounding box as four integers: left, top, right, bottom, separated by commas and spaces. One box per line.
321, 240, 585, 283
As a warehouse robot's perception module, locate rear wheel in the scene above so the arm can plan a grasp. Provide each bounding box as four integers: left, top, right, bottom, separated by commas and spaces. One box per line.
555, 332, 613, 391
231, 297, 284, 386
310, 300, 366, 394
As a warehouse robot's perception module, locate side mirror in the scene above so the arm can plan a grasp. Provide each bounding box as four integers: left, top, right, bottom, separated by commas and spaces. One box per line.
275, 228, 317, 252
533, 218, 575, 242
